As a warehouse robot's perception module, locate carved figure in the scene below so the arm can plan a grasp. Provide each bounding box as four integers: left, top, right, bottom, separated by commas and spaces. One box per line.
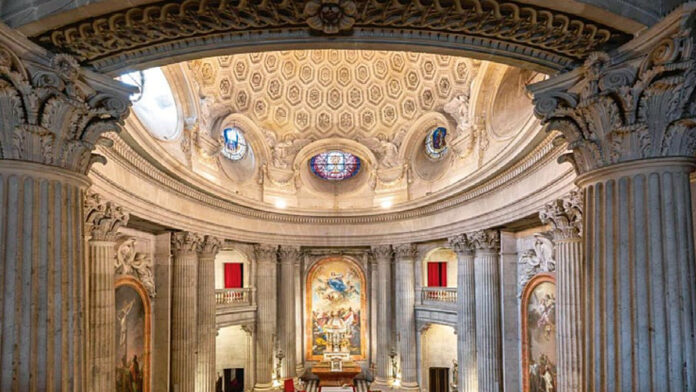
115, 237, 156, 298
518, 233, 556, 295
263, 130, 313, 169
359, 129, 407, 168
443, 93, 473, 136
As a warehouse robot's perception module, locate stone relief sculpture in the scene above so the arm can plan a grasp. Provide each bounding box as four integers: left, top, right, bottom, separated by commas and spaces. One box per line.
443, 93, 473, 136
359, 129, 407, 168
263, 129, 313, 169
518, 233, 555, 296
115, 236, 156, 298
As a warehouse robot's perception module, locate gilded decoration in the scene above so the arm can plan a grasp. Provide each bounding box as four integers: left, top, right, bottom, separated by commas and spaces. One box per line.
305, 257, 367, 361
521, 273, 557, 392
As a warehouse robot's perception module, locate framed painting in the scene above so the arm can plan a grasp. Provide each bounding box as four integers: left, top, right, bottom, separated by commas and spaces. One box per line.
521, 273, 556, 392
115, 275, 151, 392
305, 257, 367, 361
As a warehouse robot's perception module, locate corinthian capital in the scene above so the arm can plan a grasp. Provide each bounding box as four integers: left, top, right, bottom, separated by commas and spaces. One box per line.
468, 229, 500, 251
448, 234, 474, 254
278, 245, 302, 263
84, 191, 128, 241
0, 27, 132, 174
393, 243, 417, 260
198, 235, 222, 256
540, 191, 583, 241
171, 231, 202, 254
370, 245, 392, 263
254, 244, 278, 263
529, 6, 696, 175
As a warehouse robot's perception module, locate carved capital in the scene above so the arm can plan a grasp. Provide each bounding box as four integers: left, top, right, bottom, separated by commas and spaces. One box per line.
370, 245, 392, 263
0, 30, 132, 174
448, 234, 474, 255
393, 243, 417, 260
84, 191, 128, 241
278, 245, 302, 264
171, 231, 202, 255
468, 229, 500, 251
115, 236, 156, 297
530, 7, 696, 175
539, 191, 583, 241
254, 243, 278, 263
198, 235, 222, 257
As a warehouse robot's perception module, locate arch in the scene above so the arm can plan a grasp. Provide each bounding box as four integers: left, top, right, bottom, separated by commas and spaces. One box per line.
520, 273, 556, 392
115, 275, 152, 392
305, 256, 368, 361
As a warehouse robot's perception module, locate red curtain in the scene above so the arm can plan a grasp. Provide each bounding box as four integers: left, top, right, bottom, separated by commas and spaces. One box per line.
427, 262, 447, 287
224, 263, 243, 288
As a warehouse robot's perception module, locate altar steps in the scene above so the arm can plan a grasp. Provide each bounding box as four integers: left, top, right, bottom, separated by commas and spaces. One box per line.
304, 378, 370, 392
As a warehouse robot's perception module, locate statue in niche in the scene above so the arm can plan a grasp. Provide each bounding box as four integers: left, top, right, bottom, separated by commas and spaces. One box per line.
263, 129, 313, 169
359, 129, 407, 169
518, 233, 556, 296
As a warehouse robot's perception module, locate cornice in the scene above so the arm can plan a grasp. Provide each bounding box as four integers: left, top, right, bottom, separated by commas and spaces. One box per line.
94, 130, 562, 225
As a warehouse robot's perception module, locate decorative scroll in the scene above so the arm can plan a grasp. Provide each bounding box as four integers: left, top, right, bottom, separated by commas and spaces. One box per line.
521, 273, 556, 392
115, 276, 151, 392
305, 257, 367, 360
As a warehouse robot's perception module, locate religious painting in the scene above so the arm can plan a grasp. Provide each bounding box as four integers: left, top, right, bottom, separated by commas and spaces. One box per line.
115, 276, 151, 392
425, 126, 448, 159
305, 257, 367, 360
521, 273, 557, 392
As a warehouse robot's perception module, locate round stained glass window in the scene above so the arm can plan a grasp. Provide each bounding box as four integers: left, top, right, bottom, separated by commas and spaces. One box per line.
221, 127, 248, 161
425, 126, 448, 160
310, 151, 361, 181
119, 67, 179, 141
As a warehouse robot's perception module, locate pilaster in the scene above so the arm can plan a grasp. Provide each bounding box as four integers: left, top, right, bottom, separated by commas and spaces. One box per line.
253, 244, 278, 391
370, 245, 393, 388
196, 235, 222, 392
278, 245, 301, 379
394, 243, 418, 391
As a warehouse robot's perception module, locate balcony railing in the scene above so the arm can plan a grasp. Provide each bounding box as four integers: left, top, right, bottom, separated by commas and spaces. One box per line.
215, 288, 251, 306
421, 287, 457, 306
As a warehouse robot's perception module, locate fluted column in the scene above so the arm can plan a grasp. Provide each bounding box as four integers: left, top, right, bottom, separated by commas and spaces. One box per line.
448, 234, 477, 392
84, 192, 129, 391
371, 245, 393, 387
469, 230, 502, 392
254, 244, 278, 391
394, 244, 419, 391
530, 6, 696, 390
170, 232, 203, 392
540, 192, 583, 392
0, 23, 131, 392
196, 235, 222, 392
278, 246, 300, 379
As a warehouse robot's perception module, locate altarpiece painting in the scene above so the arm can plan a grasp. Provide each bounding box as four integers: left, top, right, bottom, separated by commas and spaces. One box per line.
305, 257, 367, 361
115, 276, 151, 392
521, 273, 556, 392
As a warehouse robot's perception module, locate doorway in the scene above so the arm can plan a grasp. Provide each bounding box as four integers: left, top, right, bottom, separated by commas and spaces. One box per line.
429, 367, 449, 392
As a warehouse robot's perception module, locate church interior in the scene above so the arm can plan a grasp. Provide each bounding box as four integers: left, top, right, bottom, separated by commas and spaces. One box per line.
1, 1, 696, 391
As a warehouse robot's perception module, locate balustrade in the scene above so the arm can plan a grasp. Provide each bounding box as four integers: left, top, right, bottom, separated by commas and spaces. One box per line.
421, 287, 457, 305
215, 288, 252, 306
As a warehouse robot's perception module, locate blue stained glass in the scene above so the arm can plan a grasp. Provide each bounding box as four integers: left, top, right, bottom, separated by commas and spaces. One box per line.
425, 126, 448, 159
310, 151, 361, 181
221, 127, 248, 160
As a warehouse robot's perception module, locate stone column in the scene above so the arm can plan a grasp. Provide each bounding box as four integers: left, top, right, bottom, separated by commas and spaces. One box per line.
254, 244, 278, 391
371, 245, 393, 388
414, 248, 423, 306
278, 246, 300, 379
84, 192, 128, 391
196, 235, 222, 392
294, 255, 304, 375
530, 6, 696, 390
170, 232, 202, 392
242, 324, 257, 392
539, 192, 583, 392
469, 230, 502, 392
394, 244, 418, 391
448, 234, 477, 392
0, 24, 131, 392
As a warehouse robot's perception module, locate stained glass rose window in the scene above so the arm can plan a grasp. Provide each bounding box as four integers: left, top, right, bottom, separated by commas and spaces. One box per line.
425, 126, 448, 160
310, 150, 361, 181
221, 127, 248, 161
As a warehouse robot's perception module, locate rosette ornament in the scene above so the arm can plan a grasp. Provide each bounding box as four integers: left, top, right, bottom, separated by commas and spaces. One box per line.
304, 0, 357, 34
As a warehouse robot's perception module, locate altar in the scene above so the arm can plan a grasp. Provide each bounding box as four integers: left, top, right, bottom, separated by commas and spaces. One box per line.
311, 361, 362, 387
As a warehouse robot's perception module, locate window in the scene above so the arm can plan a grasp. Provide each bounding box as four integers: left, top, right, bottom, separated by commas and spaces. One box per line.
427, 262, 448, 287
425, 126, 448, 160
221, 127, 248, 161
223, 263, 243, 288
119, 67, 179, 141
309, 150, 361, 181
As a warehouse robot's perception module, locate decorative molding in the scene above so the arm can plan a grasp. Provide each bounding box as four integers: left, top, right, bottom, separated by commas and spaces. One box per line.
0, 24, 132, 174
115, 236, 156, 297
171, 231, 202, 254
198, 235, 223, 256
468, 229, 500, 251
393, 243, 417, 260
36, 0, 627, 72
84, 190, 129, 241
530, 5, 696, 175
370, 245, 392, 262
539, 190, 583, 241
278, 245, 302, 263
254, 244, 278, 262
517, 233, 555, 296
447, 233, 474, 255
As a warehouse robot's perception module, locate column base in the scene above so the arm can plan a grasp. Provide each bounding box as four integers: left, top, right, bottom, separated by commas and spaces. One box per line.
254, 382, 275, 392
371, 378, 392, 391
398, 381, 420, 392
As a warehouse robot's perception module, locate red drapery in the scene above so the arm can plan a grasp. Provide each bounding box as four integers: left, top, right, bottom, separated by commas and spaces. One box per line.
427, 262, 448, 287
224, 263, 243, 288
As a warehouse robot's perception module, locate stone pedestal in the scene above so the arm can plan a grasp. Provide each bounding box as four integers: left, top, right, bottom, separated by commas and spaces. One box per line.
278, 246, 300, 379
370, 245, 393, 388
254, 244, 278, 391
84, 192, 129, 391
540, 192, 583, 392
448, 234, 477, 392
470, 230, 502, 392
196, 235, 222, 392
394, 244, 418, 391
170, 232, 202, 392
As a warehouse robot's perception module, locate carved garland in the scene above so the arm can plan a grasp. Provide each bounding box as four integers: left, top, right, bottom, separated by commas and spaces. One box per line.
36, 0, 627, 71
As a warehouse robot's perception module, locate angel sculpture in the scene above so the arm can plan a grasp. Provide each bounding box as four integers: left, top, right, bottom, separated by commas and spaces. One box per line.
115, 237, 156, 298
443, 93, 473, 136
359, 129, 407, 168
263, 129, 313, 169
199, 93, 232, 138
518, 233, 556, 295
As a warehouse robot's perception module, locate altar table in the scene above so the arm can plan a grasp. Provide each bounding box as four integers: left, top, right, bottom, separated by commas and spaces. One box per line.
311, 362, 362, 387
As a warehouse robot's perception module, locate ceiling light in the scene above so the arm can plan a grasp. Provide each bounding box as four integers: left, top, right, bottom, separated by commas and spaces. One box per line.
380, 199, 393, 209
